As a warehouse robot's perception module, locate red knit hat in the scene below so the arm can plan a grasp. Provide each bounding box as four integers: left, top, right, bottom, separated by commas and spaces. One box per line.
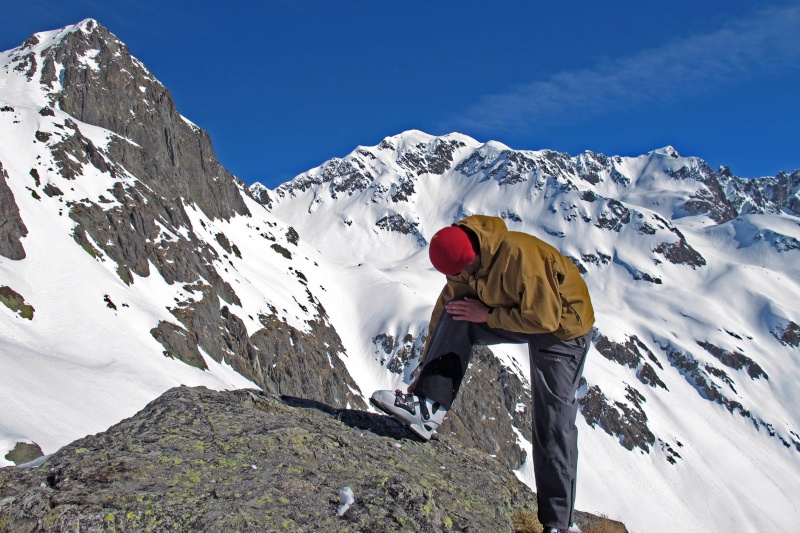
429, 226, 477, 275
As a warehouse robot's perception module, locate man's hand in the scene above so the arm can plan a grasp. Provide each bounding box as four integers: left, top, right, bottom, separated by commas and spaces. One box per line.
446, 298, 490, 323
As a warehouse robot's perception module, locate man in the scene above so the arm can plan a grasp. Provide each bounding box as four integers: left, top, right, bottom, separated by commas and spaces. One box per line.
371, 214, 594, 533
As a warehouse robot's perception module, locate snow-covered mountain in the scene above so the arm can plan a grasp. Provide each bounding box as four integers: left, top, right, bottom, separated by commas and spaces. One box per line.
0, 19, 368, 466
1, 18, 799, 533
257, 130, 800, 532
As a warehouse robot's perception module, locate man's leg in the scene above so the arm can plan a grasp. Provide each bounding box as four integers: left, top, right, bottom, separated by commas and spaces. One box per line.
372, 301, 527, 439
413, 309, 528, 408
527, 332, 590, 531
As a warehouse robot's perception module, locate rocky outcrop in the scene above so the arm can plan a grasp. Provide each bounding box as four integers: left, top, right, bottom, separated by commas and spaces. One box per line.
0, 162, 28, 260
373, 332, 424, 374
3, 21, 369, 412
0, 386, 627, 532
375, 213, 427, 245
772, 320, 800, 347
579, 382, 659, 456
695, 341, 767, 380
245, 313, 368, 410
651, 215, 706, 268
593, 333, 668, 391
593, 199, 631, 232
660, 341, 798, 451
718, 168, 800, 218
674, 163, 800, 222
661, 342, 743, 412
395, 138, 467, 176
0, 286, 35, 320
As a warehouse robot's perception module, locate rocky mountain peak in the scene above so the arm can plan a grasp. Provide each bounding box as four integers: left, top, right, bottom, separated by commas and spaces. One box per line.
650, 146, 681, 158
3, 18, 248, 222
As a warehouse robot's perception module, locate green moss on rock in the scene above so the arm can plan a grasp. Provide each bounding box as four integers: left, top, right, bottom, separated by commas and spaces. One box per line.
0, 286, 35, 320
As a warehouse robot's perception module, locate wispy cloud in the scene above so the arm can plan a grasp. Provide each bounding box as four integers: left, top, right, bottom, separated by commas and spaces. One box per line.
452, 5, 800, 134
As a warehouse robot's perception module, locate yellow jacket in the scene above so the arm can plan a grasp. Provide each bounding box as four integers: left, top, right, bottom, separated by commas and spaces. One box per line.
422, 215, 594, 360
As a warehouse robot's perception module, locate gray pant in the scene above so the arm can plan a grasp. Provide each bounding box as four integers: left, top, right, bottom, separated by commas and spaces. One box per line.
413, 309, 590, 530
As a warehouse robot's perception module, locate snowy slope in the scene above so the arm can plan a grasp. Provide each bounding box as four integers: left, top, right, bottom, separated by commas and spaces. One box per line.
260, 130, 800, 533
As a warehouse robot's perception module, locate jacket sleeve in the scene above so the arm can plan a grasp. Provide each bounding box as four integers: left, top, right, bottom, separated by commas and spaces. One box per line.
419, 277, 478, 363
485, 256, 563, 334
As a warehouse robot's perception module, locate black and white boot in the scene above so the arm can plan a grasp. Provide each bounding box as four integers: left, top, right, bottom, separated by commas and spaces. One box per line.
370, 390, 447, 441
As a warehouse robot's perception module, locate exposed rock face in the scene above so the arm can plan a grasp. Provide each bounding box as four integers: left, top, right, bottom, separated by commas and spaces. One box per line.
579, 382, 658, 455
396, 138, 467, 176
372, 332, 425, 375
650, 216, 706, 268
718, 168, 800, 218
669, 162, 800, 222
593, 333, 668, 391
695, 341, 767, 380
39, 20, 248, 222
659, 341, 796, 451
0, 161, 28, 260
245, 313, 367, 410
773, 321, 800, 347
375, 213, 427, 245
0, 387, 627, 532
594, 199, 631, 232
248, 182, 272, 208
457, 149, 538, 186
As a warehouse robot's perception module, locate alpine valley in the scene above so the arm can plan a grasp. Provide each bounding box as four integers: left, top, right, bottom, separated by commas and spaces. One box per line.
1, 19, 799, 533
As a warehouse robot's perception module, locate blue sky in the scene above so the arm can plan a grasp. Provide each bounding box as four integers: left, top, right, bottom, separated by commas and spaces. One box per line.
4, 1, 799, 188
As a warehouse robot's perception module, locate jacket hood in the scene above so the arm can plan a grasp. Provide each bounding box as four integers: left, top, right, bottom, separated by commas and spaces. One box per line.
455, 215, 508, 274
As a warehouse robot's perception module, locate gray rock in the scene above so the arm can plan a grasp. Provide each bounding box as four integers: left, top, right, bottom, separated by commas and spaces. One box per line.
375, 213, 427, 246
246, 313, 368, 410
0, 162, 28, 260
0, 386, 626, 532
695, 341, 767, 380
773, 321, 800, 347
593, 332, 668, 390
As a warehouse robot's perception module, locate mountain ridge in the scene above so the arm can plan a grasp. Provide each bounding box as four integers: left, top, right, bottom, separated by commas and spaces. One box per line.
254, 129, 800, 532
